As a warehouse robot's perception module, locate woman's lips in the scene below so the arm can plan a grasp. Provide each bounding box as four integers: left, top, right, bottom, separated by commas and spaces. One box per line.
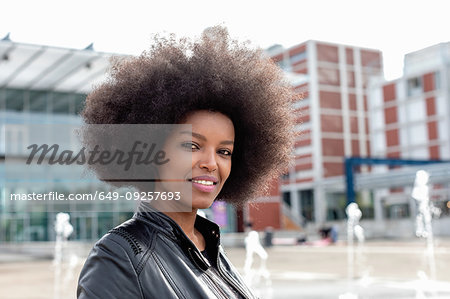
189, 176, 218, 193
192, 181, 216, 192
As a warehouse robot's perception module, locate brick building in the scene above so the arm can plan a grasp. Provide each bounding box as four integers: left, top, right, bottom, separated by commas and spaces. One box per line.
366, 42, 450, 236
246, 40, 383, 232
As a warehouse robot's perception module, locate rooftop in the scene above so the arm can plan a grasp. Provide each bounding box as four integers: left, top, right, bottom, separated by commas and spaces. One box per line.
0, 36, 126, 94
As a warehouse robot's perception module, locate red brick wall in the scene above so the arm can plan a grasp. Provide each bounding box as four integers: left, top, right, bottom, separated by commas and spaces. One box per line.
427, 121, 438, 140
248, 202, 281, 230
289, 44, 306, 57
352, 140, 360, 156
318, 67, 340, 86
429, 145, 440, 159
384, 106, 398, 124
350, 116, 359, 134
383, 83, 396, 102
295, 178, 314, 184
296, 106, 310, 123
266, 177, 280, 196
349, 93, 357, 110
386, 129, 399, 147
346, 48, 354, 65
271, 53, 283, 64
321, 114, 343, 133
320, 91, 341, 109
322, 138, 345, 156
295, 68, 308, 74
323, 162, 344, 177
295, 129, 311, 147
387, 151, 400, 158
423, 72, 435, 92
361, 50, 382, 68
295, 163, 313, 171
347, 71, 355, 87
317, 43, 339, 63
295, 153, 312, 160
426, 97, 436, 116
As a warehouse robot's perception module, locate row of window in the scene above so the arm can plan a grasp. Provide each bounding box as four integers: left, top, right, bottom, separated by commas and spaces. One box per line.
407, 71, 441, 96
0, 88, 86, 115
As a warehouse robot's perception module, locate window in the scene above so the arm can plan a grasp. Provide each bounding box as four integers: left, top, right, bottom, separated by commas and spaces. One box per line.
326, 192, 347, 220
4, 89, 25, 111
282, 191, 291, 207
407, 77, 422, 96
318, 67, 340, 86
356, 191, 374, 219
276, 60, 289, 70
290, 51, 307, 64
383, 202, 410, 219
299, 189, 314, 222
434, 71, 441, 90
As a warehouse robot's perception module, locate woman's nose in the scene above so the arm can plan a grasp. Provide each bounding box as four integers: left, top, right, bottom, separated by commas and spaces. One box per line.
199, 150, 217, 172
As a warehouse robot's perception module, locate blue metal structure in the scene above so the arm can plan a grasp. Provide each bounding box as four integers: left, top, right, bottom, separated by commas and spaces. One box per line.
344, 157, 450, 205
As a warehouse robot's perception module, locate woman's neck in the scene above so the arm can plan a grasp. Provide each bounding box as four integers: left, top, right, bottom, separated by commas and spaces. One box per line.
149, 185, 206, 251
163, 210, 206, 251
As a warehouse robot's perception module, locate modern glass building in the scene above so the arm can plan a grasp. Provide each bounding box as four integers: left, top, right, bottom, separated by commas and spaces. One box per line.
0, 37, 239, 242
0, 38, 137, 242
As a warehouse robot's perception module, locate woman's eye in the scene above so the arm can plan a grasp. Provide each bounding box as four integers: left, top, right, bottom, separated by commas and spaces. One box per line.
219, 149, 232, 156
181, 142, 199, 150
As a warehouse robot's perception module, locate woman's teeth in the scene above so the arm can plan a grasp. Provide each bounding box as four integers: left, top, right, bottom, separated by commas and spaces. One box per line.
192, 180, 214, 186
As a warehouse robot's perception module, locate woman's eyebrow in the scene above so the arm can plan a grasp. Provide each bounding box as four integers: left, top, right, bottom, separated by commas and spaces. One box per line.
179, 131, 234, 145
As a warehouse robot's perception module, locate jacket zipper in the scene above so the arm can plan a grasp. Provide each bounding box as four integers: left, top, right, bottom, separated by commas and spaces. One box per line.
135, 213, 250, 298
216, 248, 251, 299
188, 247, 229, 299
203, 269, 229, 299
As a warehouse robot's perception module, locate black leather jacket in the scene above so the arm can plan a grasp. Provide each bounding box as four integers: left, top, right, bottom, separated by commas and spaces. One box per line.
77, 208, 257, 299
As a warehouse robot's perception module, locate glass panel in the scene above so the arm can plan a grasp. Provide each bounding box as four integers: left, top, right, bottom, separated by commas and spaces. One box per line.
50, 92, 72, 114
383, 202, 410, 219
356, 191, 374, 219
326, 192, 346, 220
318, 67, 340, 86
5, 89, 25, 111
299, 189, 314, 222
282, 191, 291, 207
74, 94, 86, 115
29, 90, 48, 112
407, 77, 422, 96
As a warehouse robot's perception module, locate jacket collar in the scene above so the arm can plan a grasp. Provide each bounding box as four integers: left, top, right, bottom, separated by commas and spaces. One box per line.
133, 202, 221, 249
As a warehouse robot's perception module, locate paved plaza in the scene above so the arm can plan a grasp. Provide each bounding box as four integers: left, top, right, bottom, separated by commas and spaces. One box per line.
1, 238, 450, 299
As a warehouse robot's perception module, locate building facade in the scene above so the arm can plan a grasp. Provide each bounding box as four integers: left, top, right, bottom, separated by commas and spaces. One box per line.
0, 38, 240, 242
366, 42, 450, 237
247, 40, 383, 232
248, 41, 450, 237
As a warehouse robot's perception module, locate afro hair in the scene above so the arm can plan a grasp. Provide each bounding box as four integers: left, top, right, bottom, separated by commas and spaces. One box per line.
81, 26, 297, 206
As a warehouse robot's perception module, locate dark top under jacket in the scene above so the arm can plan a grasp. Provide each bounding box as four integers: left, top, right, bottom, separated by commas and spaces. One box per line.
77, 204, 257, 299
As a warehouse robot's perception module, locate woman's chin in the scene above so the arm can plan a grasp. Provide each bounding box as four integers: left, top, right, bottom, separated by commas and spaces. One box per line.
191, 198, 216, 210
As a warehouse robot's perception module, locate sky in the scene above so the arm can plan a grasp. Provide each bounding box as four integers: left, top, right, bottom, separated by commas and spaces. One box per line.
1, 0, 449, 80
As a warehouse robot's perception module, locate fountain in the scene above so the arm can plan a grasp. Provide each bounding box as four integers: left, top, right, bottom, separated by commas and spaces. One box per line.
53, 212, 75, 299
412, 170, 442, 298
244, 225, 272, 299
339, 202, 365, 299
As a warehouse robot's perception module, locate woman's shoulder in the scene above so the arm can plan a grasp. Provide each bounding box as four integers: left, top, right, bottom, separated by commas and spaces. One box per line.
95, 217, 157, 259
78, 217, 156, 298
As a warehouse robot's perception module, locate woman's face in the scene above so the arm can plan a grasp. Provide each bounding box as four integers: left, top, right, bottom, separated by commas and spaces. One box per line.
154, 110, 234, 210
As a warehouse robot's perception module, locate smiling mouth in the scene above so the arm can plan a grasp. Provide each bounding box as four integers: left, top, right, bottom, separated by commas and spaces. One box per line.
187, 179, 218, 186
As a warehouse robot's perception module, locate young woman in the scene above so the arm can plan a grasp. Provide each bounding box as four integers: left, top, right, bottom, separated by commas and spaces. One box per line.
77, 26, 296, 299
